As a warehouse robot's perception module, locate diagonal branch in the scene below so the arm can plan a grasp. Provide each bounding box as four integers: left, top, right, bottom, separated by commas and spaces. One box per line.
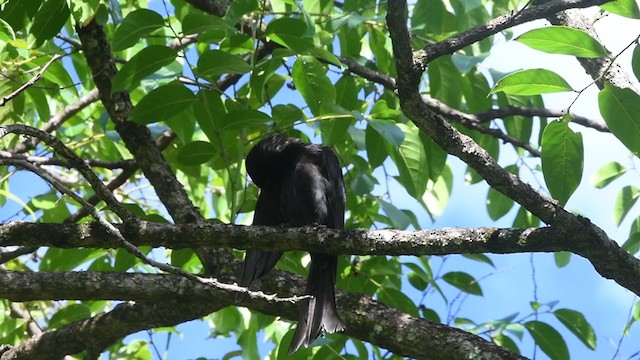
387, 0, 640, 298
0, 124, 136, 223
76, 20, 203, 226
417, 0, 614, 66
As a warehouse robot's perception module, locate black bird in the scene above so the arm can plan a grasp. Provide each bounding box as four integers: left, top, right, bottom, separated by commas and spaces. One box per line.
239, 133, 346, 353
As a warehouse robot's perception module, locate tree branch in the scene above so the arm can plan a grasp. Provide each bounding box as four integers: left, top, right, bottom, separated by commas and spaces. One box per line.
0, 54, 62, 107
417, 0, 614, 66
0, 125, 136, 223
1, 221, 639, 296
0, 150, 136, 170
0, 270, 525, 360
387, 0, 640, 298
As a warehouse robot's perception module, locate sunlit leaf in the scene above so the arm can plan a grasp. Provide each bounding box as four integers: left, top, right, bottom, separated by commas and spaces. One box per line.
554, 308, 597, 350
598, 85, 640, 157
525, 321, 570, 360
182, 13, 233, 34
490, 69, 574, 95
554, 251, 571, 268
601, 0, 640, 18
541, 117, 584, 206
516, 26, 607, 58
613, 185, 640, 226
592, 161, 626, 188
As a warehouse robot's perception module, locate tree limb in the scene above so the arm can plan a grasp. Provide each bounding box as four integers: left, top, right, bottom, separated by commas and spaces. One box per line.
417, 0, 614, 66
1, 221, 639, 296
387, 0, 640, 298
0, 270, 526, 360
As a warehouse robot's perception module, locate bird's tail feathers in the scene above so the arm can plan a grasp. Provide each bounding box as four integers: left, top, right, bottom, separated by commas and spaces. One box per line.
236, 250, 282, 302
289, 254, 345, 354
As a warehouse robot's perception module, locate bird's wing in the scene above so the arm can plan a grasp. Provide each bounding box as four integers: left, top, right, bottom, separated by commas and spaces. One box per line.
320, 147, 346, 230
238, 190, 283, 288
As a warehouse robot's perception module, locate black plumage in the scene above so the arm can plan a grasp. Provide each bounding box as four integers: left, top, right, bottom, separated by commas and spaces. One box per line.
239, 133, 346, 353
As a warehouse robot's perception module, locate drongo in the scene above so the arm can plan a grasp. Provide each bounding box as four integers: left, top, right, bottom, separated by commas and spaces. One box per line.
239, 133, 346, 353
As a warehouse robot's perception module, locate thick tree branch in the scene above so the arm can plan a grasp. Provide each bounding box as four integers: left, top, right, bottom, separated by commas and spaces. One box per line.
0, 270, 525, 360
76, 21, 203, 226
417, 0, 614, 66
387, 0, 640, 298
1, 221, 639, 296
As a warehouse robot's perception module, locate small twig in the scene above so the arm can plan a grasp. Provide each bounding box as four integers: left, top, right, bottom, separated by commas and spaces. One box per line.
0, 124, 136, 222
0, 54, 62, 107
0, 246, 38, 265
0, 150, 136, 170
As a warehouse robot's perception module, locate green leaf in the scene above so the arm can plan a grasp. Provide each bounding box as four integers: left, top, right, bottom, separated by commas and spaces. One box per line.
554, 251, 571, 268
111, 45, 178, 93
219, 109, 271, 131
601, 0, 640, 18
209, 307, 242, 336
31, 0, 69, 46
177, 141, 217, 166
48, 303, 92, 329
390, 123, 428, 199
112, 9, 164, 51
422, 163, 453, 216
525, 321, 570, 360
367, 119, 404, 146
39, 248, 102, 271
490, 69, 574, 96
486, 186, 514, 221
130, 83, 197, 124
197, 50, 252, 78
614, 186, 640, 226
516, 26, 607, 58
541, 118, 584, 206
592, 161, 627, 188
0, 19, 15, 43
598, 85, 640, 157
266, 17, 313, 52
291, 55, 335, 115
442, 271, 483, 296
376, 288, 419, 316
462, 254, 495, 268
428, 56, 463, 107
378, 199, 411, 229
554, 308, 597, 350
633, 46, 640, 83
182, 13, 232, 34
493, 333, 520, 354
404, 262, 429, 291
